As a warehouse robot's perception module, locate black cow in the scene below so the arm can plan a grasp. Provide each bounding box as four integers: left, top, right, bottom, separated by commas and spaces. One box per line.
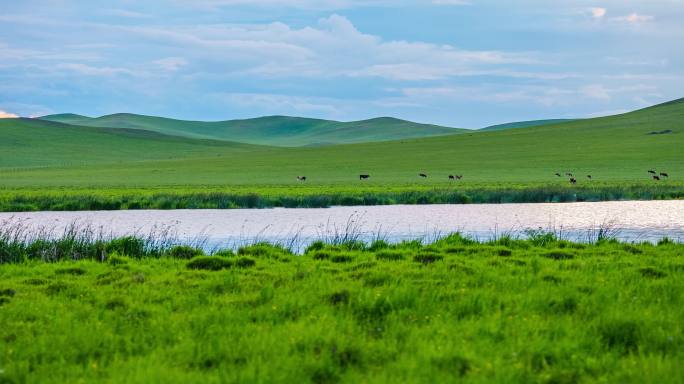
296, 176, 306, 181
653, 175, 661, 181
569, 178, 577, 184
448, 175, 455, 180
648, 170, 657, 174
456, 175, 463, 180
419, 173, 428, 178
587, 175, 592, 180
359, 174, 370, 180
660, 172, 669, 178
555, 173, 561, 177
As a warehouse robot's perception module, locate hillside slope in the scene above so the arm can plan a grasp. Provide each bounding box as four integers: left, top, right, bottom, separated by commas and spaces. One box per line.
38, 113, 466, 147
2, 98, 682, 187
0, 118, 261, 169
480, 119, 576, 132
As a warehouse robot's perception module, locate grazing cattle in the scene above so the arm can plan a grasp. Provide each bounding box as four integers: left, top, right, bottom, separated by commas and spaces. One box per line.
456, 175, 463, 180
587, 175, 592, 180
419, 173, 428, 178
653, 175, 661, 181
555, 173, 561, 177
359, 174, 370, 180
448, 175, 455, 180
296, 176, 306, 181
648, 170, 657, 174
660, 172, 669, 178
569, 178, 577, 184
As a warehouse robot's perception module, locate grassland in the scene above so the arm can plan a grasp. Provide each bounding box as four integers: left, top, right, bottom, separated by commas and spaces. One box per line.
0, 98, 682, 210
0, 229, 682, 383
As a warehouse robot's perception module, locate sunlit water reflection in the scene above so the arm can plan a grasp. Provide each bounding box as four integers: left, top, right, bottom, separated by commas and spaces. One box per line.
1, 201, 683, 252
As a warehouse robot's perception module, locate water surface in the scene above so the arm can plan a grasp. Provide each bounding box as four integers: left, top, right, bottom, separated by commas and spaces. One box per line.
1, 201, 683, 251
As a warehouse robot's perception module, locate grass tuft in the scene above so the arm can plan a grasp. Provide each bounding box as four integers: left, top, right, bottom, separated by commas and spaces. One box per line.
543, 250, 575, 260
167, 245, 204, 259
186, 256, 233, 271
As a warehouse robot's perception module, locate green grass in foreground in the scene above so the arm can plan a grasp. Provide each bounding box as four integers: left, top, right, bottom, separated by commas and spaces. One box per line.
0, 232, 683, 383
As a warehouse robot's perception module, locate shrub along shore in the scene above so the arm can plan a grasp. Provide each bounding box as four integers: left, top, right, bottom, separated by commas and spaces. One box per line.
1, 182, 683, 211
0, 230, 682, 383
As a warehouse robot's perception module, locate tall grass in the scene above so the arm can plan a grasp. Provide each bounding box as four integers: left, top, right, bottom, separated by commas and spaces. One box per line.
0, 220, 187, 263
0, 218, 677, 264
1, 183, 683, 211
0, 226, 683, 382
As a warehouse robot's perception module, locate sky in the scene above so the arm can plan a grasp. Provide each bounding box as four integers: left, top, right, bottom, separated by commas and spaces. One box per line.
0, 0, 682, 128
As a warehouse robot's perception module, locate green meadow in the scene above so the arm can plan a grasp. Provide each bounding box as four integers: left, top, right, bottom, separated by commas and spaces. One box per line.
1, 232, 683, 383
0, 98, 682, 210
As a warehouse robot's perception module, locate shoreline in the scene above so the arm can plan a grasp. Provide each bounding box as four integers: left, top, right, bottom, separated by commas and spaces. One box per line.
1, 182, 683, 212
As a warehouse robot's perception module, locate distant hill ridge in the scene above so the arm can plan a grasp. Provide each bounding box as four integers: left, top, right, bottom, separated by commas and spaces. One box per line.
38, 113, 467, 147
38, 97, 684, 147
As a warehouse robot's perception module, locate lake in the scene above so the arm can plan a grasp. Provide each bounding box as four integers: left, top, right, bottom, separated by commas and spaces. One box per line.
1, 200, 683, 252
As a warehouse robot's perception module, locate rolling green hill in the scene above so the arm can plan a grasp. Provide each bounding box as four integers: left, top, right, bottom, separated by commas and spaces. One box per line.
36, 113, 93, 125
38, 113, 466, 147
1, 97, 681, 191
0, 118, 259, 169
480, 119, 576, 132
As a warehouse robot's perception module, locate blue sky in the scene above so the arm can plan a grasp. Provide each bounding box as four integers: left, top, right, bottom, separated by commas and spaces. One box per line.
0, 0, 682, 127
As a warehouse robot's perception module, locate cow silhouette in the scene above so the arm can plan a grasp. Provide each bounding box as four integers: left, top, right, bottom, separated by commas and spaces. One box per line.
660, 172, 669, 178
419, 173, 428, 178
296, 176, 306, 181
359, 174, 370, 180
653, 175, 661, 181
569, 178, 577, 184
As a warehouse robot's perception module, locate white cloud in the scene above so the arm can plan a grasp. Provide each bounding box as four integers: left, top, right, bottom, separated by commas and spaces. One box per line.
0, 110, 19, 118
56, 63, 138, 76
120, 14, 535, 81
590, 7, 607, 19
613, 13, 654, 23
584, 8, 654, 24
